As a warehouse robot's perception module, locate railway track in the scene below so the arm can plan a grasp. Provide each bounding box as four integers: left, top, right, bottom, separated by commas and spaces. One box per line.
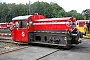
35, 38, 85, 60
0, 37, 62, 59
0, 29, 11, 36
0, 38, 29, 55
36, 49, 60, 60
0, 29, 11, 33
0, 39, 90, 60
0, 37, 85, 60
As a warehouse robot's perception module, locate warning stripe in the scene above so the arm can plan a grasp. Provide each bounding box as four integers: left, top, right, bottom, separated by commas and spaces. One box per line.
33, 22, 66, 25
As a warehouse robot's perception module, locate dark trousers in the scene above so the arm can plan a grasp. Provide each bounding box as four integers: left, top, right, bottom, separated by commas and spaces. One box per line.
87, 26, 90, 33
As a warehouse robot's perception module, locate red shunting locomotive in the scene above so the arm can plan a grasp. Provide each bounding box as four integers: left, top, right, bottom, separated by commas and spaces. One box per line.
12, 14, 81, 49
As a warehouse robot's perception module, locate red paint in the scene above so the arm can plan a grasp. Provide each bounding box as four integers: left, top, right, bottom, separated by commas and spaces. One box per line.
12, 28, 28, 43
33, 17, 76, 31
34, 24, 68, 30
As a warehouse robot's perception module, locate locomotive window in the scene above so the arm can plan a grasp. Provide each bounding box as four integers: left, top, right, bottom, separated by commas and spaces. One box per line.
29, 18, 33, 26
71, 22, 76, 25
19, 21, 26, 28
15, 21, 19, 28
66, 21, 72, 25
69, 21, 72, 25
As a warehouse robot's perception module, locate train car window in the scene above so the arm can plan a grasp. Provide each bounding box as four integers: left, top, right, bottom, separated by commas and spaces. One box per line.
20, 21, 26, 28
79, 22, 85, 27
76, 23, 78, 25
15, 21, 19, 28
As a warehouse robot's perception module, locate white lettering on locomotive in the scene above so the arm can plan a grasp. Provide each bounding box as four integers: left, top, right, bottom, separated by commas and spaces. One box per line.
22, 32, 25, 37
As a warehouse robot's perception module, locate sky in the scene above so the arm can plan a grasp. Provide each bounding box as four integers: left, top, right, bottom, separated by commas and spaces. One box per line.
0, 0, 90, 13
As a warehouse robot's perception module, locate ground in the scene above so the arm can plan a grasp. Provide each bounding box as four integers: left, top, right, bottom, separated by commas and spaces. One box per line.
0, 38, 90, 60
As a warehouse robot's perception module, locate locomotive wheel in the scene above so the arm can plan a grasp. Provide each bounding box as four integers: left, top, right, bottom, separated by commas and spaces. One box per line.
63, 45, 71, 49
79, 32, 83, 38
63, 40, 71, 49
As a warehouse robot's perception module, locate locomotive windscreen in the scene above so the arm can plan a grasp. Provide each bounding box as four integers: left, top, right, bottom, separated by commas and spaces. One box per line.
20, 21, 27, 28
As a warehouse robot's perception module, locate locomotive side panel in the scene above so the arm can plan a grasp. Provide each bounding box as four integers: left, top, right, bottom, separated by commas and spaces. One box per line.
34, 24, 68, 31
28, 32, 71, 47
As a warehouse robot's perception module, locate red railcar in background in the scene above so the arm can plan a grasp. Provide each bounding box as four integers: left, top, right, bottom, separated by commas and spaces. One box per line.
76, 20, 90, 38
0, 23, 9, 28
12, 14, 81, 49
0, 22, 13, 29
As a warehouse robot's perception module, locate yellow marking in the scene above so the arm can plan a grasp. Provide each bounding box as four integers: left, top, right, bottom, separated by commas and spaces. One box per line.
38, 31, 40, 32
56, 32, 60, 33
64, 37, 67, 40
45, 31, 47, 32
51, 32, 54, 33
47, 32, 49, 33
62, 32, 65, 33
42, 31, 45, 32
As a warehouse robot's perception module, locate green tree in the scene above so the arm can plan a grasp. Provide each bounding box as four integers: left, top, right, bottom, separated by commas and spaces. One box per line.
30, 1, 52, 17
0, 1, 84, 23
1, 2, 9, 22
67, 10, 83, 20
82, 9, 90, 19
50, 2, 65, 18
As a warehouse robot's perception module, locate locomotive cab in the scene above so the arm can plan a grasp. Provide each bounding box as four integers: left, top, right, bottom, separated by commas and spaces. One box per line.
12, 14, 46, 43
12, 17, 29, 43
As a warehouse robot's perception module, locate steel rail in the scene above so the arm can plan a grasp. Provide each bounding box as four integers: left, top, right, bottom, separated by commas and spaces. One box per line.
36, 49, 60, 60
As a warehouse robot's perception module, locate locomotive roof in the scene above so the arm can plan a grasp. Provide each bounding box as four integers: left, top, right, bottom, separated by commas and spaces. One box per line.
12, 15, 32, 20
0, 23, 7, 24
36, 17, 75, 21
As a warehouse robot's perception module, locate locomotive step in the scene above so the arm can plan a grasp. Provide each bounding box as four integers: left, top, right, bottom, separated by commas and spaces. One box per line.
31, 42, 66, 46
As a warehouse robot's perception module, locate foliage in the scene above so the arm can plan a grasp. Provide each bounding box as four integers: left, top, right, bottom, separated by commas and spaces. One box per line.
0, 1, 86, 23
66, 10, 83, 20
82, 9, 90, 20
